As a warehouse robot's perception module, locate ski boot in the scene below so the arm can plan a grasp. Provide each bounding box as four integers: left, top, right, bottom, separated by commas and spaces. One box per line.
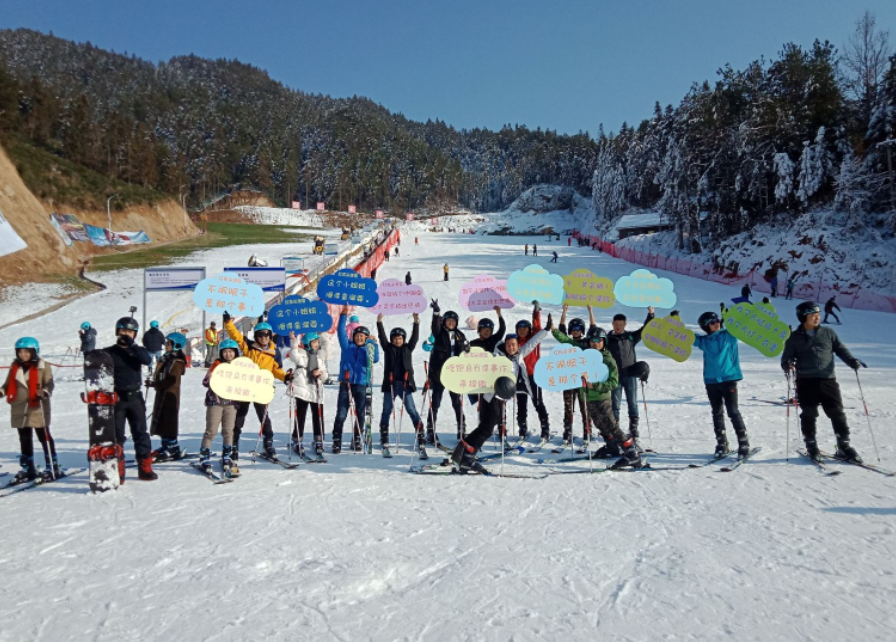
714, 438, 730, 459
518, 424, 529, 442
450, 441, 480, 473
262, 440, 277, 459
351, 436, 363, 452
151, 439, 171, 462
198, 447, 212, 472
416, 434, 429, 460
804, 439, 822, 462
834, 438, 862, 463
166, 440, 183, 460
736, 434, 751, 459
14, 455, 37, 483
137, 457, 158, 481
593, 438, 622, 459
425, 426, 436, 446
611, 440, 642, 469
314, 441, 325, 457
41, 457, 62, 482
221, 445, 237, 477
331, 434, 343, 454
291, 440, 304, 457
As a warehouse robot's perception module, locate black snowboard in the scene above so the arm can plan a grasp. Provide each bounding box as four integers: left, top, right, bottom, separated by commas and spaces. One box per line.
82, 350, 121, 493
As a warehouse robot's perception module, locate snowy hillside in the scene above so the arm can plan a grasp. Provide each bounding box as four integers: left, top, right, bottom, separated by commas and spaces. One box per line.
1, 230, 895, 641
474, 184, 596, 235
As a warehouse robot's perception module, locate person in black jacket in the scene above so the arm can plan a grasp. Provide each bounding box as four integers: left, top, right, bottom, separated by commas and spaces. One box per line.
105, 316, 156, 482
606, 306, 654, 448
426, 300, 469, 443
823, 296, 842, 324
741, 284, 752, 301
142, 321, 166, 369
405, 271, 412, 286
781, 301, 865, 462
377, 313, 424, 454
469, 306, 506, 353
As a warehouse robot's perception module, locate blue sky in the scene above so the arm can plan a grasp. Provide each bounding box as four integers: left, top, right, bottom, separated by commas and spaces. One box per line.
2, 0, 894, 137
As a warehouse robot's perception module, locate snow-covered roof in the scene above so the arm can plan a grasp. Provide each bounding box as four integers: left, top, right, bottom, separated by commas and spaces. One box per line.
615, 212, 667, 230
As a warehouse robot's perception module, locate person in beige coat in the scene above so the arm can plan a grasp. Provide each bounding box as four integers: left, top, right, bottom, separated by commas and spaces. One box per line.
0, 337, 57, 482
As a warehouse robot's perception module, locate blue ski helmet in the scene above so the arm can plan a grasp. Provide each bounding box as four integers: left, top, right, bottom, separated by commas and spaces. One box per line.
80, 322, 91, 331
219, 339, 240, 356
166, 332, 187, 351
150, 320, 160, 329
302, 332, 320, 349
254, 322, 273, 334
15, 337, 40, 357
350, 315, 360, 323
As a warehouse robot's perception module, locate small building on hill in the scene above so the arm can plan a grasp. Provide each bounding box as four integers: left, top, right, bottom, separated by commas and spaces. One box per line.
614, 212, 672, 239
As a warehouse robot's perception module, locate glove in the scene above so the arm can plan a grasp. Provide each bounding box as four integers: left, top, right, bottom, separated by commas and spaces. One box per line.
144, 378, 153, 388
851, 359, 867, 370
118, 334, 135, 347
284, 369, 294, 383
223, 310, 231, 323
430, 298, 440, 314
670, 310, 680, 318
532, 300, 541, 312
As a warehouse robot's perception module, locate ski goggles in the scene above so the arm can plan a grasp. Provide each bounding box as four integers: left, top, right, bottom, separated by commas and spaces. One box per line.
706, 316, 721, 325
254, 331, 272, 338
81, 390, 119, 405
504, 333, 520, 341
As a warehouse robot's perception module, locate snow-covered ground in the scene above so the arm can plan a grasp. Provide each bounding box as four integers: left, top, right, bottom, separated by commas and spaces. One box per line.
1, 231, 895, 641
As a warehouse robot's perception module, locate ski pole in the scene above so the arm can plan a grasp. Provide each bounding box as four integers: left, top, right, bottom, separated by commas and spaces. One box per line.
38, 398, 57, 481
395, 372, 408, 454
640, 380, 653, 447
344, 370, 362, 454
287, 384, 295, 460
251, 404, 270, 464
785, 371, 792, 463
316, 380, 325, 452
500, 399, 507, 474
855, 369, 881, 462
580, 383, 593, 473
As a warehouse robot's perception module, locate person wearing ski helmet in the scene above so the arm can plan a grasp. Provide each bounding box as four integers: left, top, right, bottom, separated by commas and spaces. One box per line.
287, 331, 329, 458
470, 306, 506, 354
552, 303, 598, 445
694, 309, 751, 460
146, 332, 188, 461
781, 301, 865, 462
331, 307, 379, 453
346, 315, 361, 340
224, 311, 293, 460
579, 326, 642, 468
142, 320, 166, 369
0, 337, 59, 482
79, 321, 97, 355
104, 315, 156, 481
376, 313, 425, 455
199, 339, 243, 476
513, 301, 551, 441
606, 306, 655, 450
427, 299, 470, 444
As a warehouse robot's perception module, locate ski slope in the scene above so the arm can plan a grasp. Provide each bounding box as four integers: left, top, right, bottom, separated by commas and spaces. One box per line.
1, 230, 894, 642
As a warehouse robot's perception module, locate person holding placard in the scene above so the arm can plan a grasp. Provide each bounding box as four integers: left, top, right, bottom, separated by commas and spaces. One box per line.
694, 310, 751, 460
377, 313, 424, 456
495, 313, 552, 439
426, 300, 469, 444
332, 309, 380, 453
148, 333, 188, 462
223, 311, 292, 460
513, 302, 551, 442
553, 304, 597, 446
606, 306, 655, 451
199, 339, 242, 476
287, 331, 329, 458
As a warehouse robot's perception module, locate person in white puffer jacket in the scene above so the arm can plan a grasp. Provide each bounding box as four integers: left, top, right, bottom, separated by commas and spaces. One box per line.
288, 331, 329, 458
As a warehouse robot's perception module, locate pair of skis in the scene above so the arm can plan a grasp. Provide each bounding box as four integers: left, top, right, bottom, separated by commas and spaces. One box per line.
798, 449, 895, 477
0, 468, 87, 499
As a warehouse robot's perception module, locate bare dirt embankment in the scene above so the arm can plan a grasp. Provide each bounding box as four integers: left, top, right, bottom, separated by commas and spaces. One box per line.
0, 141, 199, 288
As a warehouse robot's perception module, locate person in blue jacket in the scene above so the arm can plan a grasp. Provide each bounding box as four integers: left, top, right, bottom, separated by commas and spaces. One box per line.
332, 306, 380, 453
693, 309, 751, 459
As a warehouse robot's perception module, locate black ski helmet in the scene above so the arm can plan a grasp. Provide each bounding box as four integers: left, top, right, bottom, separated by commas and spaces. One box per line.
515, 319, 532, 331
494, 376, 516, 401
568, 318, 586, 333
390, 327, 407, 340
353, 325, 370, 338
796, 301, 821, 323
698, 311, 721, 333
442, 311, 459, 325
627, 361, 650, 382
116, 317, 139, 332
478, 318, 495, 331
586, 326, 607, 345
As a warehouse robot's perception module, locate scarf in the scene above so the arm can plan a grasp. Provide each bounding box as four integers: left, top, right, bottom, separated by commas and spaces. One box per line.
7, 361, 41, 407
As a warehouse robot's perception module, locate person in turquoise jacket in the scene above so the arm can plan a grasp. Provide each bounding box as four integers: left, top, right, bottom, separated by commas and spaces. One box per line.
693, 309, 751, 460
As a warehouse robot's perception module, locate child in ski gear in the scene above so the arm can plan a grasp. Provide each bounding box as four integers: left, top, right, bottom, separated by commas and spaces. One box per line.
693, 310, 750, 459
287, 331, 329, 457
142, 320, 166, 369
224, 311, 292, 459
427, 300, 469, 443
0, 337, 58, 481
148, 332, 187, 461
377, 313, 423, 451
552, 304, 596, 444
823, 296, 841, 324
79, 322, 96, 354
581, 327, 641, 468
781, 301, 864, 462
332, 309, 380, 453
200, 339, 242, 475
105, 317, 156, 481
513, 302, 550, 440
606, 307, 655, 449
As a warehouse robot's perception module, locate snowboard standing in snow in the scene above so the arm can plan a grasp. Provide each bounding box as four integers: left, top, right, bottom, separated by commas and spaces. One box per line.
83, 350, 122, 493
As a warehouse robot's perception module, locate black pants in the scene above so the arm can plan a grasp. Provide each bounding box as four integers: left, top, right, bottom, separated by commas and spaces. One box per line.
114, 391, 152, 459
292, 398, 323, 442
466, 397, 504, 451
426, 379, 465, 433
796, 378, 850, 441
333, 382, 367, 439
517, 381, 549, 436
18, 427, 57, 462
824, 311, 840, 324
705, 381, 747, 441
234, 401, 273, 448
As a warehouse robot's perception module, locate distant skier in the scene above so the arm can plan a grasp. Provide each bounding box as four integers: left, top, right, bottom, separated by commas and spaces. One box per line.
550, 251, 558, 263
785, 275, 798, 300
525, 244, 529, 256
142, 320, 166, 369
204, 321, 219, 367
567, 237, 571, 246
823, 296, 841, 324
384, 249, 390, 262
79, 322, 96, 355
405, 271, 412, 286
147, 332, 188, 461
394, 246, 399, 257
532, 244, 538, 257
694, 310, 751, 459
443, 263, 449, 282
770, 275, 778, 297
782, 301, 865, 462
741, 284, 752, 301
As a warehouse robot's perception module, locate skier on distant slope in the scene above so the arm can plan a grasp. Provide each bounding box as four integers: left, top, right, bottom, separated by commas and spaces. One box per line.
781, 301, 865, 463
426, 299, 469, 444
693, 310, 751, 460
823, 296, 842, 324
331, 307, 379, 453
79, 322, 96, 355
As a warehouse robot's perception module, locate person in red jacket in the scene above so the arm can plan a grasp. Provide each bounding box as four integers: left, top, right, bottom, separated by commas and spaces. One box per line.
514, 302, 550, 441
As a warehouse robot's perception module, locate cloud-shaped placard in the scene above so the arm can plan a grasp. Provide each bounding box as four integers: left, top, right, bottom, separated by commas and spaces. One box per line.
439, 347, 516, 394
317, 269, 379, 308
507, 264, 564, 305
614, 269, 677, 309
534, 345, 609, 392
563, 268, 615, 308
209, 356, 275, 404
370, 279, 428, 315
642, 316, 695, 362
723, 302, 791, 357
267, 296, 333, 334
193, 273, 265, 317
458, 275, 515, 312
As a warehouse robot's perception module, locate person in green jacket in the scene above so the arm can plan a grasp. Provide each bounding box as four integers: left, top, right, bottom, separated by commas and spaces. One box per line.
581, 327, 642, 469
